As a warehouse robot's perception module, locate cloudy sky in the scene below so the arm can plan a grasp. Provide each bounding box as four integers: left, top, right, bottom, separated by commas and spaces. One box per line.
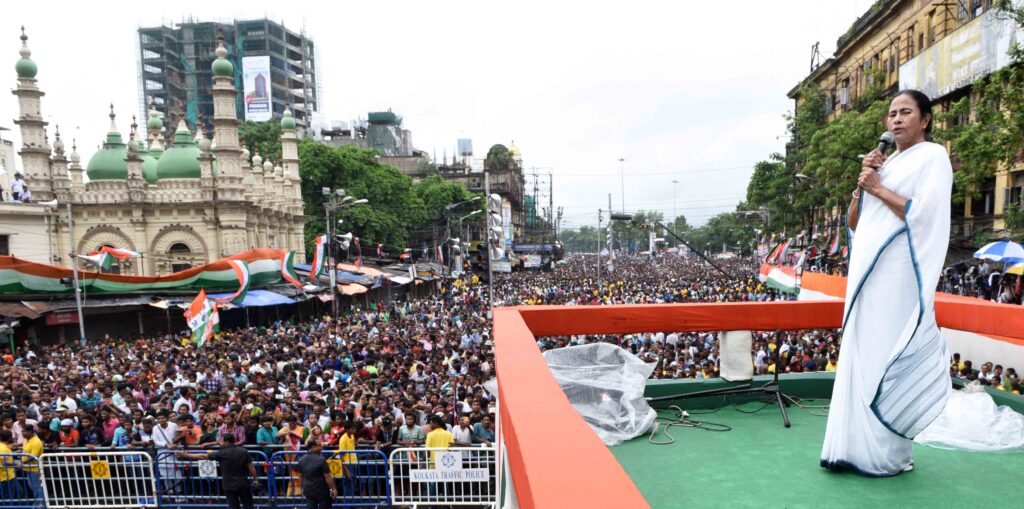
1, 0, 868, 227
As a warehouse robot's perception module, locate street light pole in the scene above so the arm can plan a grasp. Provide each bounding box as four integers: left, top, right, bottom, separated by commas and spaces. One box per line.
618, 158, 626, 212
323, 189, 338, 325
66, 202, 86, 347
671, 179, 679, 227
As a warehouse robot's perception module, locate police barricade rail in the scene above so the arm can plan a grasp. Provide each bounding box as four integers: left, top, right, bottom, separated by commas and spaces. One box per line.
40, 451, 157, 509
0, 453, 43, 509
269, 449, 389, 508
154, 450, 273, 509
388, 447, 497, 508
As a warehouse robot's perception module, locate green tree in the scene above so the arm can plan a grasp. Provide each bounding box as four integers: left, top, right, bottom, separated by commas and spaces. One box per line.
560, 226, 600, 252
238, 121, 283, 162
299, 141, 427, 256
413, 175, 484, 245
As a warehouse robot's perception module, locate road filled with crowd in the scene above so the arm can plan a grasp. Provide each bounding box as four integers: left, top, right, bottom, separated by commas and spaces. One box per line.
0, 252, 1020, 506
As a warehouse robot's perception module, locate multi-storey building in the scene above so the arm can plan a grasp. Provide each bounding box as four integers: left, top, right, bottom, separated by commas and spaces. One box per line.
138, 18, 318, 131
788, 0, 1023, 240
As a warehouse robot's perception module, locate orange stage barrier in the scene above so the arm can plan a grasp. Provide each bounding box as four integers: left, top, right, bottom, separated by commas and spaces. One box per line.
801, 271, 1024, 342
494, 307, 650, 509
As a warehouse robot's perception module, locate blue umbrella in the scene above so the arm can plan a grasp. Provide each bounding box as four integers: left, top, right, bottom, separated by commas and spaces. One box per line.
974, 240, 1024, 263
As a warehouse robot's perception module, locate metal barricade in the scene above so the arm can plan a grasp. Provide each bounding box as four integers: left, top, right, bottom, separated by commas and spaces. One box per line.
41, 451, 157, 509
389, 447, 497, 508
154, 450, 274, 509
269, 449, 390, 508
0, 453, 43, 509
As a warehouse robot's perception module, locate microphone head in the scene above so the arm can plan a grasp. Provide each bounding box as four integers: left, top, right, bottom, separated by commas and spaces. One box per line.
879, 131, 895, 146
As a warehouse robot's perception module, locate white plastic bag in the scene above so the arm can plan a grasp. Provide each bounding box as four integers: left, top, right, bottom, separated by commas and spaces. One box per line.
542, 343, 656, 446
914, 381, 1024, 452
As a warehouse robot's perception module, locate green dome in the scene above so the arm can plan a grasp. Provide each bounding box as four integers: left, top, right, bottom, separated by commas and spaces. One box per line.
15, 58, 36, 78
156, 122, 201, 179
212, 43, 232, 77
16, 29, 36, 78
141, 152, 159, 184
212, 58, 233, 77
281, 107, 296, 129
147, 113, 163, 131
85, 131, 128, 180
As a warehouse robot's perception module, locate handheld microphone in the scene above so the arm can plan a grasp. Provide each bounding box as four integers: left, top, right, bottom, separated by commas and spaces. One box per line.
876, 131, 895, 155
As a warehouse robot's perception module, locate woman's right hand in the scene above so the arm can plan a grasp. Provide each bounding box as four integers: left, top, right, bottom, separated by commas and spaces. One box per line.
862, 149, 887, 171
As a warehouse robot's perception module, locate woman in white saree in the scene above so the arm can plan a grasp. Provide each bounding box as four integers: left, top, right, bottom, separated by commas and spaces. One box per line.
820, 90, 953, 476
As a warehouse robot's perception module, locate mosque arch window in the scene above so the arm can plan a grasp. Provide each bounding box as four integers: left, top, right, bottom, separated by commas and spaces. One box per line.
168, 242, 193, 272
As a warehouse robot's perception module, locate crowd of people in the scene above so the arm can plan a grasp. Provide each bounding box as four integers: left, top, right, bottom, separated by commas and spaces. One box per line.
0, 282, 498, 506
0, 250, 1020, 505
940, 261, 1023, 304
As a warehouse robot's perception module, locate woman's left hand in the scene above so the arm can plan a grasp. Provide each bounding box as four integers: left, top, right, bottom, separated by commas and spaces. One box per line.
857, 167, 883, 195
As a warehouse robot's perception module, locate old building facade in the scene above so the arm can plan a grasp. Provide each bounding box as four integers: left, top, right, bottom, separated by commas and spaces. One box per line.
788, 0, 1023, 240
6, 29, 306, 274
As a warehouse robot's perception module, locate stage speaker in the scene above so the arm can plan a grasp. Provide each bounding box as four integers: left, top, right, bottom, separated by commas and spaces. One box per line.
720, 330, 754, 382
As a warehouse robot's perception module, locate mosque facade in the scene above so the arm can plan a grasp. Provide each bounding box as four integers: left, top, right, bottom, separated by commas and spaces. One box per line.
8, 29, 306, 275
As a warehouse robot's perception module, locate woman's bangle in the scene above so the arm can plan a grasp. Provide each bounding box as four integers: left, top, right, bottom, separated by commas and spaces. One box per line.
851, 188, 861, 200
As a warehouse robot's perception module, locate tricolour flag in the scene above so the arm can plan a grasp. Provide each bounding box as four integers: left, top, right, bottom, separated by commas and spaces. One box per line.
78, 246, 140, 270
400, 249, 412, 261
280, 251, 303, 289
310, 234, 327, 282
377, 244, 384, 257
829, 227, 841, 255
214, 260, 250, 306
765, 239, 791, 265
436, 245, 444, 265
759, 264, 799, 294
184, 289, 219, 348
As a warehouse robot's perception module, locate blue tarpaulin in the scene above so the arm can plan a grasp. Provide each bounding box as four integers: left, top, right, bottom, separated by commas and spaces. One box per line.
207, 289, 295, 308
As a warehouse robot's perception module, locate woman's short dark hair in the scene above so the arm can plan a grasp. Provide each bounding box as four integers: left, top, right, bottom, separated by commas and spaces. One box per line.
894, 89, 933, 134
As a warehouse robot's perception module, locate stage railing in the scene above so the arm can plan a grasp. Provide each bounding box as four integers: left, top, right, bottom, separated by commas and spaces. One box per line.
388, 447, 498, 508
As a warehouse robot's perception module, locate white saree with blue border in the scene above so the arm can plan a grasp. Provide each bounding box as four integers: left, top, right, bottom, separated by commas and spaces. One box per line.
820, 141, 953, 476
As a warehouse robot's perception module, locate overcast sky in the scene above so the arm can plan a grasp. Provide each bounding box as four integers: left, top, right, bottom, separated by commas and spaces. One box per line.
2, 0, 869, 227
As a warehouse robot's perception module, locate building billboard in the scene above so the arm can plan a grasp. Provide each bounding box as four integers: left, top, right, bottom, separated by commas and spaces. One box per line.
457, 138, 473, 157
242, 56, 272, 122
899, 9, 1024, 99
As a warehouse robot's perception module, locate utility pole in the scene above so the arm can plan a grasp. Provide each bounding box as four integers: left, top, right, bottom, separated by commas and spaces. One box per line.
597, 208, 602, 286
548, 169, 554, 243
67, 202, 86, 347
485, 171, 494, 316
324, 193, 337, 324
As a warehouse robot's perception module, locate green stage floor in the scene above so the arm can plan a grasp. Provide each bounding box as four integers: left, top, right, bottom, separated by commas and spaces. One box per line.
612, 400, 1024, 509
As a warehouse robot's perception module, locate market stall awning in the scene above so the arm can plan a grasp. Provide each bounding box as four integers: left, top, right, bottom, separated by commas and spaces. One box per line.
0, 302, 41, 319
387, 276, 413, 285
206, 289, 295, 308
336, 263, 387, 277
337, 283, 368, 295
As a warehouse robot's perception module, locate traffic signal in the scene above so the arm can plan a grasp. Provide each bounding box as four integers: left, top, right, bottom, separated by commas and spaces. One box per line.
487, 194, 505, 260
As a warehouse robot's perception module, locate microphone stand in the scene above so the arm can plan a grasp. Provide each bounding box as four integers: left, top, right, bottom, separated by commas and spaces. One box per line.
645, 337, 797, 428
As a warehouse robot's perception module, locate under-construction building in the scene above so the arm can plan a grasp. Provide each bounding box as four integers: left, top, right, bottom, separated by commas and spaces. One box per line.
137, 18, 319, 131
